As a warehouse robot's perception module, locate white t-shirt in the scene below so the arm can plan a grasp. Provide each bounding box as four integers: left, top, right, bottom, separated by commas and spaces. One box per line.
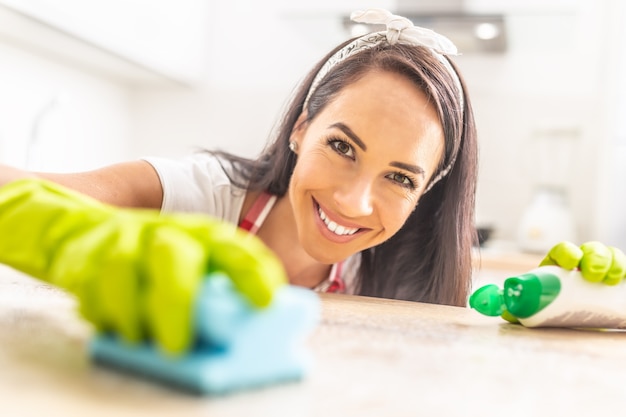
143, 153, 246, 221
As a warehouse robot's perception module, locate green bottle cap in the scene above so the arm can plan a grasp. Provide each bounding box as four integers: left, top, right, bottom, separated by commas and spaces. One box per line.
503, 271, 561, 318
469, 284, 505, 316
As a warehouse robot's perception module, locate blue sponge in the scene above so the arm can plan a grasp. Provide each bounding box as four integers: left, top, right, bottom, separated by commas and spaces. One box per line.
89, 273, 320, 394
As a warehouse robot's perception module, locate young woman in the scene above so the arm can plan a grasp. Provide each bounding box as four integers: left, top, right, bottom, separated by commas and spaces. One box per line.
1, 9, 476, 308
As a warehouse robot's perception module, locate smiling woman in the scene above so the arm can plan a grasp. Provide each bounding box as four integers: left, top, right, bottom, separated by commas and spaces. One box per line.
0, 9, 477, 308
195, 10, 477, 305
287, 70, 444, 267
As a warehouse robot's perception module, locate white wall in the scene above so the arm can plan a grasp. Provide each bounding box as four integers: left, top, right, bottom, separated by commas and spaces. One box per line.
463, 2, 607, 244
0, 41, 132, 171
594, 0, 626, 249
466, 0, 623, 246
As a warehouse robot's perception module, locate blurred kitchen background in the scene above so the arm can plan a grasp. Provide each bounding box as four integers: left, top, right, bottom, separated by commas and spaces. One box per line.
0, 0, 625, 270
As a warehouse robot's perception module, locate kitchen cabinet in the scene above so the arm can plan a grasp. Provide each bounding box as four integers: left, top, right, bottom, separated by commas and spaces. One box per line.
0, 0, 210, 86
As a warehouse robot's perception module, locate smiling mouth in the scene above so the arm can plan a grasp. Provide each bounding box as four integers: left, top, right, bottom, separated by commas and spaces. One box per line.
317, 205, 360, 236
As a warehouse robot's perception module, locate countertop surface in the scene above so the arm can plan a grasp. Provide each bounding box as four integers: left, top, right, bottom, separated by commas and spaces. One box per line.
2, 264, 626, 416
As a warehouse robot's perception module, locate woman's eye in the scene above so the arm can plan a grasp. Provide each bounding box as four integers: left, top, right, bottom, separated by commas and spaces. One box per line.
388, 172, 416, 189
329, 139, 354, 158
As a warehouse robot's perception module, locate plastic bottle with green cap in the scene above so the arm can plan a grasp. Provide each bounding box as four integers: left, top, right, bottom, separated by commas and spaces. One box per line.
469, 265, 626, 328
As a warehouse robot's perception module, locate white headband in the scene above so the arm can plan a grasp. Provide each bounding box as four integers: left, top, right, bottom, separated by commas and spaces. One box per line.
303, 9, 465, 192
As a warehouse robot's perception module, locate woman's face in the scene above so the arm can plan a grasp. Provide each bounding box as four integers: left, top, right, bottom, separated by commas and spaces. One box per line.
288, 69, 445, 264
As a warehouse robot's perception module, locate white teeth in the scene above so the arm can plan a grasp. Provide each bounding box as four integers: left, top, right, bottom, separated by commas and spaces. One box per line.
318, 206, 359, 236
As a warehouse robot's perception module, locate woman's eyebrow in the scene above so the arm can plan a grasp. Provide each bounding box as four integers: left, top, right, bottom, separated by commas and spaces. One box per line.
390, 161, 425, 177
329, 122, 367, 151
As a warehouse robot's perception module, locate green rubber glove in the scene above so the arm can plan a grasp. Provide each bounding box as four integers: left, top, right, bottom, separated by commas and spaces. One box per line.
0, 179, 287, 355
540, 241, 626, 285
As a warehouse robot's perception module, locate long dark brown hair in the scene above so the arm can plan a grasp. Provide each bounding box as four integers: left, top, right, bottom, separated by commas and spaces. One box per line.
211, 38, 478, 307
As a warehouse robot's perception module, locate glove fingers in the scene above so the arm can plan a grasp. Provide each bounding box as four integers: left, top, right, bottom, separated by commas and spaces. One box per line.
603, 246, 626, 285
579, 241, 612, 282
172, 217, 287, 308
47, 224, 115, 327
143, 223, 206, 355
95, 216, 144, 343
207, 226, 287, 308
539, 241, 583, 270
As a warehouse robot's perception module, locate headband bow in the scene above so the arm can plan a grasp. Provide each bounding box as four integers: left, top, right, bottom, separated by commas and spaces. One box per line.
350, 9, 459, 55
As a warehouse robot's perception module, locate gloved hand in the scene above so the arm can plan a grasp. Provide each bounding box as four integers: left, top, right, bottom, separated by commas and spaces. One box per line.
0, 179, 287, 355
540, 241, 626, 285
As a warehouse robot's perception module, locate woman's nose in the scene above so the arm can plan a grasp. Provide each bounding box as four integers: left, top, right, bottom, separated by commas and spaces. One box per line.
333, 177, 374, 217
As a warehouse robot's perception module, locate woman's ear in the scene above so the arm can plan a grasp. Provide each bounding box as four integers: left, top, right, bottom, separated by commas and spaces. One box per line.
290, 111, 308, 148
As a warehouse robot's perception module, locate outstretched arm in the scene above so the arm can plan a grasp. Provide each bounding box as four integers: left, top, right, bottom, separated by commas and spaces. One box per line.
0, 160, 163, 209
0, 178, 286, 355
0, 164, 36, 185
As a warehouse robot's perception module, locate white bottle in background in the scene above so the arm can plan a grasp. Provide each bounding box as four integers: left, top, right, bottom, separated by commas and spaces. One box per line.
517, 186, 577, 254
